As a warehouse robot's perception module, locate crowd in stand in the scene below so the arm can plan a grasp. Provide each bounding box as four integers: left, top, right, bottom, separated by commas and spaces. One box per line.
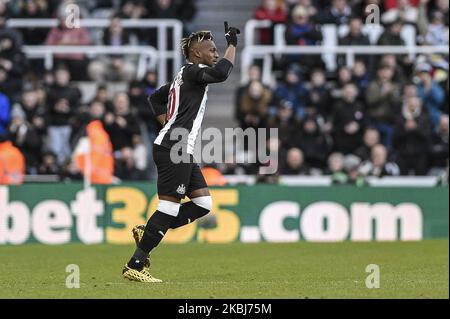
0, 0, 197, 183
0, 0, 449, 185
232, 0, 448, 184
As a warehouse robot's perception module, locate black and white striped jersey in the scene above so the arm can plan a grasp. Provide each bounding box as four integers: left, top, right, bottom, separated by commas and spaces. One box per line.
150, 59, 233, 155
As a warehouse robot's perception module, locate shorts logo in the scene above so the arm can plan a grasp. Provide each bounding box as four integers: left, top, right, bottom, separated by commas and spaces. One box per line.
176, 184, 186, 195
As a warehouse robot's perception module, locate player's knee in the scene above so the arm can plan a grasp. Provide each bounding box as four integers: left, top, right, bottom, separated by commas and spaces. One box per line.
192, 195, 212, 212
157, 200, 181, 217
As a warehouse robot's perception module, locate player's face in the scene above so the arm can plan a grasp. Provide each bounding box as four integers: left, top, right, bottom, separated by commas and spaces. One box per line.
199, 40, 219, 67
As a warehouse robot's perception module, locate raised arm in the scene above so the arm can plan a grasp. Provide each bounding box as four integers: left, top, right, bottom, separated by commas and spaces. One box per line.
187, 22, 240, 84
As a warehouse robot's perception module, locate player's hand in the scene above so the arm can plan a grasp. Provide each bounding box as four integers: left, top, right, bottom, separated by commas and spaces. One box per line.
224, 21, 240, 47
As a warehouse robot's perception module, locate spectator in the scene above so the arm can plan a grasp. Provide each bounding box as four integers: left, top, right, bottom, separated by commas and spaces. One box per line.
352, 60, 370, 100
46, 65, 81, 165
366, 64, 402, 146
326, 152, 347, 183
377, 18, 405, 46
45, 16, 92, 80
60, 158, 83, 182
432, 0, 449, 26
280, 147, 310, 175
173, 0, 197, 28
360, 144, 400, 177
114, 0, 147, 43
0, 66, 14, 100
319, 0, 352, 25
116, 0, 140, 19
16, 0, 50, 45
384, 0, 419, 11
337, 17, 370, 67
429, 114, 449, 174
415, 63, 445, 128
343, 154, 365, 186
73, 99, 106, 130
273, 64, 307, 118
332, 83, 366, 154
0, 132, 25, 185
284, 5, 324, 72
0, 12, 23, 50
355, 127, 380, 161
268, 100, 296, 149
141, 70, 158, 96
8, 105, 42, 174
0, 18, 27, 102
89, 15, 136, 82
38, 151, 59, 175
293, 115, 331, 168
379, 54, 409, 85
235, 65, 265, 117
16, 86, 47, 137
305, 68, 333, 117
104, 92, 141, 151
115, 146, 146, 181
392, 96, 432, 175
148, 0, 177, 19
382, 0, 418, 25
236, 80, 271, 130
254, 0, 287, 44
145, 0, 178, 47
90, 84, 114, 111
377, 18, 410, 66
332, 66, 353, 99
290, 0, 318, 21
418, 2, 449, 45
218, 153, 249, 175
0, 90, 9, 135
129, 80, 158, 179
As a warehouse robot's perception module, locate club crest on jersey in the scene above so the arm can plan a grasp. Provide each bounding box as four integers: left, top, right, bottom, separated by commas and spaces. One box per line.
176, 184, 186, 195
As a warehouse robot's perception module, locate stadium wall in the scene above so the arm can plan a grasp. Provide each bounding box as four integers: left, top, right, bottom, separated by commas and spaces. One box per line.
0, 184, 448, 245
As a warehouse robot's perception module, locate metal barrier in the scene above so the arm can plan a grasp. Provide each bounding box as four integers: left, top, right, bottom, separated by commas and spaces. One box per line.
6, 18, 183, 86
23, 45, 158, 80
223, 175, 443, 187
242, 44, 448, 84
242, 19, 448, 85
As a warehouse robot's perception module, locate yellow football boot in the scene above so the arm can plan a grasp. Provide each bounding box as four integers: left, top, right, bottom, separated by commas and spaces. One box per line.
122, 265, 162, 283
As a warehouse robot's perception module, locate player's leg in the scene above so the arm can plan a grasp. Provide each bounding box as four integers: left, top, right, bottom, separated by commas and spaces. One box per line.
124, 194, 180, 282
170, 164, 212, 229
123, 145, 190, 282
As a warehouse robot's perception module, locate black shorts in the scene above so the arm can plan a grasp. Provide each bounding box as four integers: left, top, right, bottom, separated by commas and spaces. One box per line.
153, 144, 208, 199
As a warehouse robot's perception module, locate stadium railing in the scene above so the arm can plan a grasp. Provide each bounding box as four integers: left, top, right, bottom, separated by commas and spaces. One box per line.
242, 19, 448, 84
223, 175, 444, 187
6, 18, 183, 86
23, 45, 158, 80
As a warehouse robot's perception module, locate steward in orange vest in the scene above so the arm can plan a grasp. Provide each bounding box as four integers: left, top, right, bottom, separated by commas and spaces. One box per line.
74, 120, 114, 184
0, 134, 25, 185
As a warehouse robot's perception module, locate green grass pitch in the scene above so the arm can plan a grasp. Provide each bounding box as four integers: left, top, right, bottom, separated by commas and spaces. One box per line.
0, 240, 448, 299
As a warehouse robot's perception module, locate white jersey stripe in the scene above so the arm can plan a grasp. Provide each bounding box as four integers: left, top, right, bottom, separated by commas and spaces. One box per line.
187, 86, 208, 154
154, 67, 184, 146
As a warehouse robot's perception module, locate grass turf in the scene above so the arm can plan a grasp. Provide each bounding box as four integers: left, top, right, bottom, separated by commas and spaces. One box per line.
0, 240, 448, 299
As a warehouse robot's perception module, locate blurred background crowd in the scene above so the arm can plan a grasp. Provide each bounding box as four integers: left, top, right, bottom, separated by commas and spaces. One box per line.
0, 0, 448, 185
